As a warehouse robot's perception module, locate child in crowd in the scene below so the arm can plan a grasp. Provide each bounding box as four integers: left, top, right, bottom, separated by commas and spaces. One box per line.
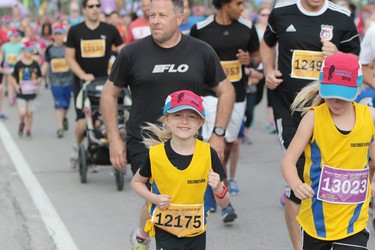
1, 28, 23, 106
281, 53, 372, 249
10, 41, 42, 137
42, 24, 73, 138
131, 90, 230, 249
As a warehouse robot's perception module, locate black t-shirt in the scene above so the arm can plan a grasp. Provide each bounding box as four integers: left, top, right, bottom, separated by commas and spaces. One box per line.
12, 60, 42, 100
263, 0, 360, 108
109, 35, 227, 141
139, 140, 226, 181
190, 15, 260, 102
65, 22, 123, 79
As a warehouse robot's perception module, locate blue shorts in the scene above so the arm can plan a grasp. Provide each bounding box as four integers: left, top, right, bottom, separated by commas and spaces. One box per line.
51, 85, 73, 109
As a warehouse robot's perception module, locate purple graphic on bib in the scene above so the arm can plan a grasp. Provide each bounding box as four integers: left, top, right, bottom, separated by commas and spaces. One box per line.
317, 165, 368, 204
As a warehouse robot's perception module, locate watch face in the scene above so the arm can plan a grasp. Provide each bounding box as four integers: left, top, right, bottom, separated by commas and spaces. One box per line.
214, 127, 225, 136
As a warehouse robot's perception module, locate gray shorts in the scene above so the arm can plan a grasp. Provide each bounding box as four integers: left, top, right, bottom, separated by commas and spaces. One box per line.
17, 98, 38, 112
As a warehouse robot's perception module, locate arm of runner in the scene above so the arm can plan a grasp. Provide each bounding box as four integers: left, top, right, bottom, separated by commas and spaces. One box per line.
281, 110, 315, 200
8, 74, 19, 93
101, 79, 127, 169
65, 47, 94, 82
210, 78, 235, 160
208, 168, 230, 208
260, 39, 282, 90
131, 169, 171, 210
236, 49, 250, 66
237, 49, 261, 69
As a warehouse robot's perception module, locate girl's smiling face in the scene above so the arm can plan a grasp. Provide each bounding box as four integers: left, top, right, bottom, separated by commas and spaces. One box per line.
165, 109, 204, 140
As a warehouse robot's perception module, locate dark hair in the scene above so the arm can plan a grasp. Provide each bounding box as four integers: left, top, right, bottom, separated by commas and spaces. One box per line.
151, 0, 184, 13
82, 0, 101, 8
212, 0, 230, 9
41, 22, 52, 36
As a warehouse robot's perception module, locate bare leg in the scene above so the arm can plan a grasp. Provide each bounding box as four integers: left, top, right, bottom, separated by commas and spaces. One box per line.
284, 199, 302, 250
56, 108, 65, 130
25, 111, 33, 131
139, 202, 151, 238
229, 139, 240, 180
0, 84, 4, 114
75, 118, 86, 146
222, 141, 233, 187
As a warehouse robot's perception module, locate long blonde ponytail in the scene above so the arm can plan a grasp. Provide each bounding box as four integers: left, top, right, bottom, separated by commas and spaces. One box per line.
291, 81, 324, 115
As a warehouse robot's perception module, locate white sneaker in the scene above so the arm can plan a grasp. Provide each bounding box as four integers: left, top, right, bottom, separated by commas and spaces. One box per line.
69, 146, 78, 169
130, 229, 150, 250
90, 165, 99, 173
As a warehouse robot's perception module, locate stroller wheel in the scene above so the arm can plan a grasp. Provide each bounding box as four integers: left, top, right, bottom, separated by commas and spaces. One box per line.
79, 144, 88, 183
115, 168, 125, 191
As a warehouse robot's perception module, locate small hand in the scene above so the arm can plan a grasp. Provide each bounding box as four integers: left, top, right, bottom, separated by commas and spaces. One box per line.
82, 73, 95, 82
208, 168, 221, 192
155, 194, 171, 210
236, 49, 250, 66
321, 39, 338, 57
265, 70, 283, 90
293, 183, 314, 200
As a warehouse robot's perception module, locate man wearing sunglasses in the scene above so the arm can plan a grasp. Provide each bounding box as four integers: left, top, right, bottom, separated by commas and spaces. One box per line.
65, 0, 124, 169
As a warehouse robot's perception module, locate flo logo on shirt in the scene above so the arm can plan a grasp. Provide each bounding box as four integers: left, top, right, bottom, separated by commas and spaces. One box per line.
152, 64, 189, 73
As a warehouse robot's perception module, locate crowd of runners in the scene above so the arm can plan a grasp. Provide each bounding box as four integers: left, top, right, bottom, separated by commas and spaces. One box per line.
1, 0, 375, 249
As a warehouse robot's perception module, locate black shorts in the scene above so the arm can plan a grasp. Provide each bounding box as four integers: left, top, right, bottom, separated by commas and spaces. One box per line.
155, 227, 206, 250
127, 136, 149, 175
73, 77, 85, 121
272, 93, 305, 204
302, 228, 370, 250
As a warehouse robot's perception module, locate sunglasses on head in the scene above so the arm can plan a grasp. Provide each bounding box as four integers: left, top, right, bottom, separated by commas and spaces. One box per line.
86, 4, 101, 9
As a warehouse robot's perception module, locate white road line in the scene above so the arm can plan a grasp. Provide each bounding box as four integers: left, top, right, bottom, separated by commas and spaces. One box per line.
0, 122, 78, 250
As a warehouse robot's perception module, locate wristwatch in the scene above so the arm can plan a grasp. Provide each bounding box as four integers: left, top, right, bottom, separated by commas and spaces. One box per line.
213, 126, 226, 137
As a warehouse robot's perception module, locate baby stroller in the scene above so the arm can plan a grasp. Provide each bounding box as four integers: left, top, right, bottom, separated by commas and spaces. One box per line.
76, 77, 131, 191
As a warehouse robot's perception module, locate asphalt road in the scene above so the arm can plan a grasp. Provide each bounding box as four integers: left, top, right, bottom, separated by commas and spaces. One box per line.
0, 87, 374, 250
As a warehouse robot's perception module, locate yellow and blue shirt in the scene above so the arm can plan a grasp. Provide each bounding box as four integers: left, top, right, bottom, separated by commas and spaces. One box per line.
298, 102, 374, 240
145, 139, 215, 238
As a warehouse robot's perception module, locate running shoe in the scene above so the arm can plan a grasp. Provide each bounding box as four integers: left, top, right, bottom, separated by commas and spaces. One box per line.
57, 129, 64, 138
228, 179, 240, 195
69, 146, 78, 169
266, 123, 277, 134
222, 203, 237, 223
25, 129, 31, 137
130, 230, 150, 250
63, 118, 68, 131
0, 114, 8, 119
18, 122, 25, 137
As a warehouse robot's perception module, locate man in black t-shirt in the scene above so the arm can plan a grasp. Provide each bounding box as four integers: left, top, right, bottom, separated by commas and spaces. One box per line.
101, 0, 235, 248
65, 0, 123, 168
260, 0, 360, 249
190, 0, 261, 224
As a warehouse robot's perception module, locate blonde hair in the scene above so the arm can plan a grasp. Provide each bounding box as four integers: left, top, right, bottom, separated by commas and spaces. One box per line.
291, 80, 324, 115
141, 113, 204, 148
141, 117, 172, 149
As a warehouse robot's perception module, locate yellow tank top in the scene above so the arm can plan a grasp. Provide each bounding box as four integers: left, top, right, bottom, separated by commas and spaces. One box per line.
147, 139, 211, 237
298, 102, 374, 240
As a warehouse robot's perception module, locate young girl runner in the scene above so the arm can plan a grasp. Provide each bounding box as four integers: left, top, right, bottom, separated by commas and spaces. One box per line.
131, 90, 230, 249
281, 52, 373, 249
10, 41, 42, 137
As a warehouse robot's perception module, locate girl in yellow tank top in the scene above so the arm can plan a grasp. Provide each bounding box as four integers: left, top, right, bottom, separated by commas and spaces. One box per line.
281, 53, 374, 249
131, 90, 231, 249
